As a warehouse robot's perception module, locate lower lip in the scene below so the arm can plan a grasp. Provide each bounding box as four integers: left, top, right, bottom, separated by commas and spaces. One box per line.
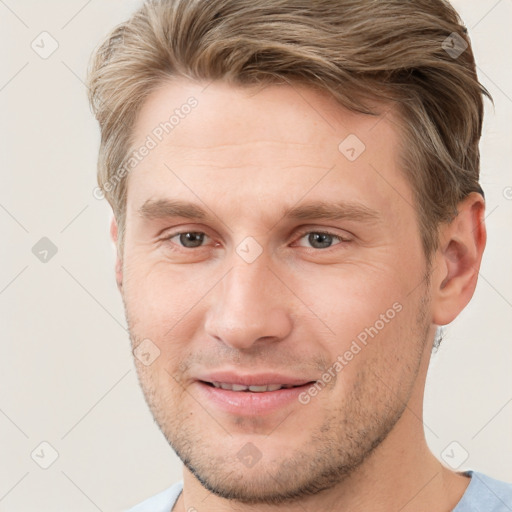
194, 381, 313, 415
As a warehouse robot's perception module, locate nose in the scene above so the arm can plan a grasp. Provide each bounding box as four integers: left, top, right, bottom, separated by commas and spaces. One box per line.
204, 259, 293, 350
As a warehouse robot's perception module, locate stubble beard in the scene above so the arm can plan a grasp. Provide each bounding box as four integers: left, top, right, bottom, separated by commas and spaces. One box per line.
126, 280, 432, 505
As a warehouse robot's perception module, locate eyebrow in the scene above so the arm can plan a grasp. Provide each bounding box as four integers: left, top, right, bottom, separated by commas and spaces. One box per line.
138, 199, 208, 220
137, 198, 381, 224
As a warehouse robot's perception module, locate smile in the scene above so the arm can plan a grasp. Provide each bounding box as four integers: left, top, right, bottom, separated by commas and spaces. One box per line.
204, 382, 302, 392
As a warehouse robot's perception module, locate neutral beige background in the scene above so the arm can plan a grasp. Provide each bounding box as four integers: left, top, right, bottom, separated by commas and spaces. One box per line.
1, 1, 511, 510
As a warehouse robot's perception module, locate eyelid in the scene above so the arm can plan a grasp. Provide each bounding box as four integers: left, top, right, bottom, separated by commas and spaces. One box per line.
159, 222, 214, 238
293, 227, 352, 243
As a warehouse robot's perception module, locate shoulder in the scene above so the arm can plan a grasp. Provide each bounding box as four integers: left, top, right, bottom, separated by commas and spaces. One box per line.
125, 481, 183, 512
454, 471, 512, 512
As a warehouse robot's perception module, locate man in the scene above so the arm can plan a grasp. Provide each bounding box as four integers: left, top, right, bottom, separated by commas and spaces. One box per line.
87, 0, 512, 510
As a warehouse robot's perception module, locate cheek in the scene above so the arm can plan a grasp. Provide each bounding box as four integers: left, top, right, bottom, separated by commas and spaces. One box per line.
122, 252, 208, 327
121, 253, 221, 378
294, 264, 403, 337
293, 262, 424, 385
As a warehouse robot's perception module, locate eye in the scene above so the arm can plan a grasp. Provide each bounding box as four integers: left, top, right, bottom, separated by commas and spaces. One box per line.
167, 231, 210, 248
295, 230, 348, 249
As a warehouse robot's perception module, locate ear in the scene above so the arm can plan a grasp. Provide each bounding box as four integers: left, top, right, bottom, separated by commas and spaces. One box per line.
110, 216, 123, 292
431, 192, 486, 326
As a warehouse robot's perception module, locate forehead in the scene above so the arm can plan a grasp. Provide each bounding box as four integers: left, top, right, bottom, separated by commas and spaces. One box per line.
126, 79, 411, 221
131, 78, 398, 156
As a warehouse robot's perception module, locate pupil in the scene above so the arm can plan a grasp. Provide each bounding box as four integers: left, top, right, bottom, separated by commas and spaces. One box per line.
180, 232, 204, 248
309, 233, 332, 249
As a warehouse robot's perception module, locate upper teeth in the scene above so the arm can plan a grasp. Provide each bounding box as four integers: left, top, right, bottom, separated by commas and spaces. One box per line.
211, 382, 293, 392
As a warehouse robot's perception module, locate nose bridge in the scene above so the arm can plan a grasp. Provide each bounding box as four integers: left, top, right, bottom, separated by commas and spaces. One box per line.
204, 257, 292, 349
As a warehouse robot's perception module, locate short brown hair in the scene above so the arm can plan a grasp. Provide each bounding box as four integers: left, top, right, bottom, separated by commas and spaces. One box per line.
87, 0, 490, 257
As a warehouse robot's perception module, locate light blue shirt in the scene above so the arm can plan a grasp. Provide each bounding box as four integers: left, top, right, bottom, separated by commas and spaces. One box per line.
126, 471, 512, 512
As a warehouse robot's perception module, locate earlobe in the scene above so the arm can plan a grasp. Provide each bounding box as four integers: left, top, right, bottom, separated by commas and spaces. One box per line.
431, 193, 486, 326
110, 216, 123, 292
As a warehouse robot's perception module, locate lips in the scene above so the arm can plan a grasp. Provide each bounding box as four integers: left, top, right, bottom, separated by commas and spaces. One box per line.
193, 371, 316, 415
196, 371, 314, 390
205, 382, 302, 392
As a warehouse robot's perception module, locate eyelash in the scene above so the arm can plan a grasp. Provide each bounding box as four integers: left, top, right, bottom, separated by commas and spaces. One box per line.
163, 229, 350, 251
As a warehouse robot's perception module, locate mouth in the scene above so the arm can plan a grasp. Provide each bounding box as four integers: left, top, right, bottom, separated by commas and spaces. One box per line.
194, 374, 316, 415
200, 381, 309, 392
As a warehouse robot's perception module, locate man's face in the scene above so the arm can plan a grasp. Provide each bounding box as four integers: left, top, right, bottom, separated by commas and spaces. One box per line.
119, 80, 434, 503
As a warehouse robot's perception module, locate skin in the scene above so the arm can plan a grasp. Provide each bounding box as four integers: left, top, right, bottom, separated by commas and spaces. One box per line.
111, 79, 486, 512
